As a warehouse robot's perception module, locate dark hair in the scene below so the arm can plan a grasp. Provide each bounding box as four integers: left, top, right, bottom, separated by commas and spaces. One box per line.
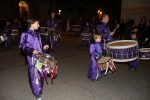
51, 11, 55, 14
129, 19, 135, 26
27, 17, 38, 28
141, 16, 146, 23
130, 32, 136, 36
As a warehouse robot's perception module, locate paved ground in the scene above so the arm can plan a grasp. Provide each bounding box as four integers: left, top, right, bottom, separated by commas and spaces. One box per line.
0, 32, 150, 100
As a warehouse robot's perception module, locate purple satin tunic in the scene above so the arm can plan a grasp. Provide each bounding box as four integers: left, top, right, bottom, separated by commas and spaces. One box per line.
87, 42, 102, 80
19, 29, 43, 97
97, 22, 115, 42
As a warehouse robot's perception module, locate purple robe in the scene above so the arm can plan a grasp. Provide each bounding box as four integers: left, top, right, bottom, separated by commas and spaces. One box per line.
87, 42, 102, 80
97, 22, 115, 49
19, 29, 43, 97
45, 18, 59, 51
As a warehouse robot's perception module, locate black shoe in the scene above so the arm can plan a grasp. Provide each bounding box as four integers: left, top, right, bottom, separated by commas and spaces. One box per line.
91, 79, 95, 82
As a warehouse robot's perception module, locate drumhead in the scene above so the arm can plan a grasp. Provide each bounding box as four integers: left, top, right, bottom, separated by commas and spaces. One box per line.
106, 40, 138, 49
98, 57, 110, 64
139, 48, 150, 52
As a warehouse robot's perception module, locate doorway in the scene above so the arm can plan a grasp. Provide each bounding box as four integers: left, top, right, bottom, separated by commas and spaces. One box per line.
18, 1, 29, 18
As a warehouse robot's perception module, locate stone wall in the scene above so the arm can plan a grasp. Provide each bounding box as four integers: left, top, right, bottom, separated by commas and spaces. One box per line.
121, 0, 150, 25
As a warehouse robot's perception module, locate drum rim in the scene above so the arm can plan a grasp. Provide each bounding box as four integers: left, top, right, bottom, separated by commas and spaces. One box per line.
139, 48, 150, 52
106, 40, 138, 49
139, 58, 150, 60
112, 57, 138, 62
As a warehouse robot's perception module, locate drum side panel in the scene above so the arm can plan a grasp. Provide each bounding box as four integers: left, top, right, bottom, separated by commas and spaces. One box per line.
107, 46, 138, 62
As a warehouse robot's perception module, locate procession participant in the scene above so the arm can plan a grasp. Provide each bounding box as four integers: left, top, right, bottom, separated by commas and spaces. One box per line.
127, 32, 139, 70
3, 20, 12, 50
87, 33, 103, 82
81, 21, 91, 46
12, 18, 21, 44
45, 11, 60, 52
19, 17, 49, 100
96, 14, 115, 50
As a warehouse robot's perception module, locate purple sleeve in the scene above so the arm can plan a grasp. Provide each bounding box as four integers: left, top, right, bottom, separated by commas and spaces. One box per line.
90, 44, 102, 57
19, 32, 34, 56
97, 23, 115, 42
97, 23, 110, 39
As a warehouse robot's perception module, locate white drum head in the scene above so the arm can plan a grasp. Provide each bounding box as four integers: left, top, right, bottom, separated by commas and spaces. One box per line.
98, 57, 110, 64
106, 40, 138, 49
139, 48, 150, 52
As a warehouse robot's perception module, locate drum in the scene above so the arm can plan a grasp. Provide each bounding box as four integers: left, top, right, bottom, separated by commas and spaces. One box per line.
139, 48, 150, 60
11, 29, 18, 35
80, 33, 92, 40
70, 25, 80, 31
0, 33, 7, 43
106, 40, 138, 62
48, 27, 60, 36
39, 27, 48, 36
97, 57, 116, 75
33, 52, 58, 84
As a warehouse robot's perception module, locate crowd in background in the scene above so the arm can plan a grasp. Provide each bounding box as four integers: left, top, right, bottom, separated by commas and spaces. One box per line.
0, 15, 150, 48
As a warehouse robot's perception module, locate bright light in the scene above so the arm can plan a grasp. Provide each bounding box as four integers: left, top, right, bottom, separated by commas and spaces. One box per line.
59, 10, 61, 13
100, 12, 102, 14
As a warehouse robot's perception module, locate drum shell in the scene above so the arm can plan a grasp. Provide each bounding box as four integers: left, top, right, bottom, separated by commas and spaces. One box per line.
139, 48, 150, 60
106, 40, 138, 62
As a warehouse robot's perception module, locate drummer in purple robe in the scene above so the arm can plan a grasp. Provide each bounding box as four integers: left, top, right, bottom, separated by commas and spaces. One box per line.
19, 18, 49, 100
96, 14, 115, 50
81, 21, 91, 46
3, 20, 12, 50
45, 11, 60, 52
87, 33, 103, 82
127, 32, 139, 70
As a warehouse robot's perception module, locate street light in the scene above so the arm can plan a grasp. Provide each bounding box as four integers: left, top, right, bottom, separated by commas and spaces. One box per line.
59, 10, 61, 13
97, 10, 102, 20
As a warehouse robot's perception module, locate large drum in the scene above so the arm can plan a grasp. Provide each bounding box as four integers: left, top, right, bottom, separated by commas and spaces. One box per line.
106, 40, 138, 62
139, 48, 150, 60
70, 25, 80, 32
80, 33, 92, 40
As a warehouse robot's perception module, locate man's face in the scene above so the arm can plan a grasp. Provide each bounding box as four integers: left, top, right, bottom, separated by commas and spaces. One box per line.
104, 15, 109, 23
51, 12, 55, 18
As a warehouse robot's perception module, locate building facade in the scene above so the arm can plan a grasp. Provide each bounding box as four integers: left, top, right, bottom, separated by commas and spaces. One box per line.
121, 0, 150, 25
0, 0, 56, 20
